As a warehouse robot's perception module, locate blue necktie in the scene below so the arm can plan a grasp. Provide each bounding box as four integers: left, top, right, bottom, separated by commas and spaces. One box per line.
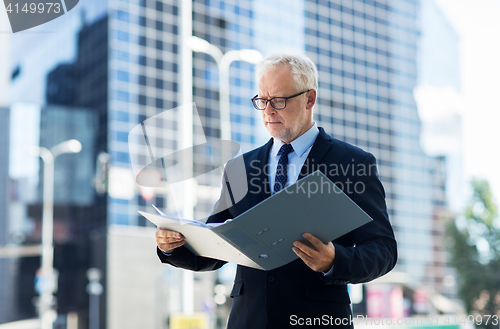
273, 144, 294, 193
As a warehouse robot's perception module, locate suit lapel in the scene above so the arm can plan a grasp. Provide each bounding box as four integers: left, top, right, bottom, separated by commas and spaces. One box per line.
299, 127, 334, 179
255, 138, 273, 199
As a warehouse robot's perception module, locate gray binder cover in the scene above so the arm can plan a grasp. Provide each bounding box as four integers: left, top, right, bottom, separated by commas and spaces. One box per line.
140, 170, 372, 271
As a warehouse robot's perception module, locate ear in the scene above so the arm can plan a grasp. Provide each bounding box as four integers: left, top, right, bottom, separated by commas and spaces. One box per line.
306, 89, 316, 110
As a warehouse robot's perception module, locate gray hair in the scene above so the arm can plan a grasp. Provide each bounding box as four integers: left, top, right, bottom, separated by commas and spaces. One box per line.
256, 52, 318, 91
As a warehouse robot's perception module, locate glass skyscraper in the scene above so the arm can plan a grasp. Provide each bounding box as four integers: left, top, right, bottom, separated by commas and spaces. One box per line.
416, 0, 462, 300
4, 0, 459, 326
0, 106, 13, 323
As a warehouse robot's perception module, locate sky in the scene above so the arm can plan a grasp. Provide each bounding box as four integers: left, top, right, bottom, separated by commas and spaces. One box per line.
436, 0, 500, 204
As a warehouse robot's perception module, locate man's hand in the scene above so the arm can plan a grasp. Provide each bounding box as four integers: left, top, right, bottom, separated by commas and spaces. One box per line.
292, 233, 335, 272
156, 228, 185, 254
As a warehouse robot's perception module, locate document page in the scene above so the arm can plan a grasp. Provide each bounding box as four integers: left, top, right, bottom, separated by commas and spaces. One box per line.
140, 211, 263, 269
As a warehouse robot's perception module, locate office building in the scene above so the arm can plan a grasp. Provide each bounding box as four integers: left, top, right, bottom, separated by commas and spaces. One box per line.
0, 107, 14, 324
415, 0, 463, 300
7, 4, 108, 327
0, 10, 14, 324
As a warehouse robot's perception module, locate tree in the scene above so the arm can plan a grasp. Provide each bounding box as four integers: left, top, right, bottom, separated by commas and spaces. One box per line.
447, 178, 500, 329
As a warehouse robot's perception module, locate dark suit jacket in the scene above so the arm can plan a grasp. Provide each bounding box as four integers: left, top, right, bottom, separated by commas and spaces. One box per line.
158, 127, 397, 328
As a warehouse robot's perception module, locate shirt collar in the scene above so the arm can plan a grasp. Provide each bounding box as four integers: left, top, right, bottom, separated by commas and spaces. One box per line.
272, 122, 319, 157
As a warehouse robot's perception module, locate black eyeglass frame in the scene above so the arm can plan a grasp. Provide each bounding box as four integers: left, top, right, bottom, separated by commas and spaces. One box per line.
251, 89, 311, 110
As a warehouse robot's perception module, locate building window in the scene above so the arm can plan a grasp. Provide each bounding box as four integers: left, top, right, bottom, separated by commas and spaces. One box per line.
116, 111, 129, 122
117, 91, 129, 102
117, 30, 129, 42
117, 10, 129, 22
116, 131, 128, 142
139, 16, 146, 26
117, 70, 129, 82
156, 1, 163, 11
138, 55, 147, 66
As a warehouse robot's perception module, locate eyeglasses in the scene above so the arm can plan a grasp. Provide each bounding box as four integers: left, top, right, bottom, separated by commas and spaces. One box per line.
251, 89, 311, 110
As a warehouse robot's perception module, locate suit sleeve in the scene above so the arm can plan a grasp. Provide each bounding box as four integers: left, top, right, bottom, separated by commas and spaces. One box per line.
157, 171, 234, 272
325, 154, 397, 284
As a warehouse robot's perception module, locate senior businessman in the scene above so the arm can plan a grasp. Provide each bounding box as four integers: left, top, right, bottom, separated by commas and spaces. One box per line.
155, 52, 397, 328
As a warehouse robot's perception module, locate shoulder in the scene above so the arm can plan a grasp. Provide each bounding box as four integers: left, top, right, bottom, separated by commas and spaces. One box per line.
224, 138, 272, 170
242, 138, 273, 164
316, 127, 374, 164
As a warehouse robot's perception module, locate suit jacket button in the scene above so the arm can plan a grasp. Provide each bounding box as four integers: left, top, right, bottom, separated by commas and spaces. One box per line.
267, 276, 275, 283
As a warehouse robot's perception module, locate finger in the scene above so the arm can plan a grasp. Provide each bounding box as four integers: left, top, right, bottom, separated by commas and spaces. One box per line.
157, 229, 184, 240
168, 240, 185, 249
293, 245, 312, 263
156, 230, 185, 250
159, 240, 185, 253
164, 231, 184, 239
293, 246, 318, 271
164, 237, 184, 244
293, 240, 318, 259
168, 231, 185, 239
302, 233, 326, 250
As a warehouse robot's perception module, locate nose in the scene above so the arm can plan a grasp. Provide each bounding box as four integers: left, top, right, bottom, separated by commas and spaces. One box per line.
263, 101, 276, 115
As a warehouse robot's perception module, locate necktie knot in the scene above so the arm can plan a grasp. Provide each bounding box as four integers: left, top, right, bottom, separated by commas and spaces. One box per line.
278, 143, 294, 157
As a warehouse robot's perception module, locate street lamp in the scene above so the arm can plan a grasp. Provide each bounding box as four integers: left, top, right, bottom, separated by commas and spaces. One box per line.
188, 36, 263, 141
32, 139, 82, 329
179, 32, 261, 316
187, 37, 262, 326
86, 268, 103, 329
179, 0, 194, 315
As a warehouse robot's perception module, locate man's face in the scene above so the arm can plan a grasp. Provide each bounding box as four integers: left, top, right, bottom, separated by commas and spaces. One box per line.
258, 66, 315, 143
